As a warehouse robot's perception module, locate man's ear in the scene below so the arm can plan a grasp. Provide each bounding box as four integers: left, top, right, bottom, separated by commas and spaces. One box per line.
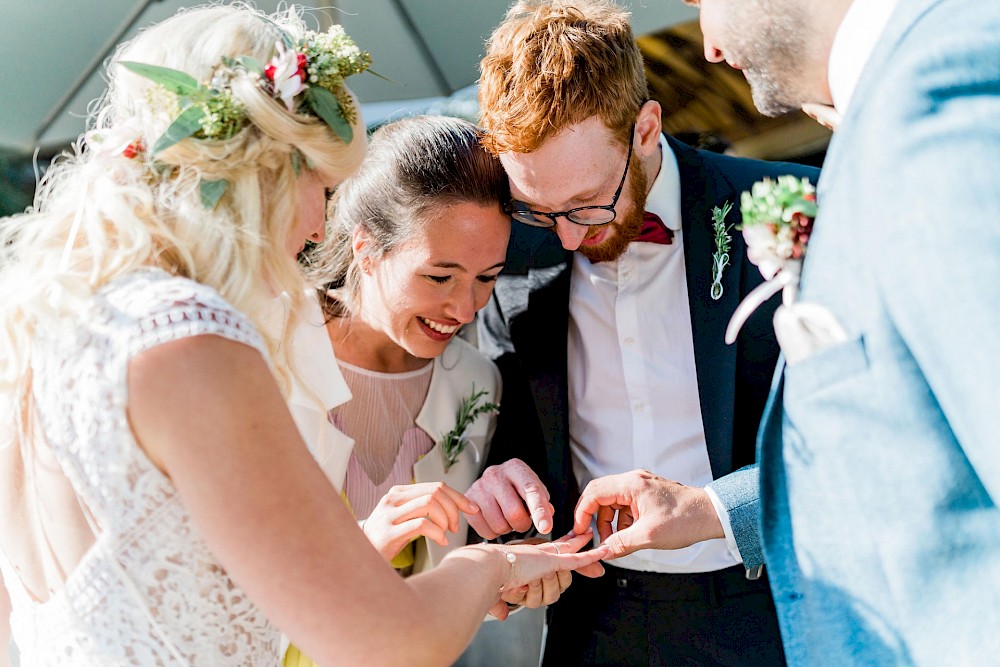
635, 100, 663, 158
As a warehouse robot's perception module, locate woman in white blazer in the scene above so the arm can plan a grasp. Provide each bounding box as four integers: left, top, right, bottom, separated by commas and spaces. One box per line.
280, 116, 559, 667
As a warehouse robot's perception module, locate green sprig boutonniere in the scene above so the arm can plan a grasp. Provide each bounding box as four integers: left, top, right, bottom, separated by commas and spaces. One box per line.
710, 201, 734, 301
441, 386, 499, 472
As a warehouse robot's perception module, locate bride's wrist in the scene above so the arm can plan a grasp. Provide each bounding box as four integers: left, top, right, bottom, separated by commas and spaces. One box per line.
458, 543, 518, 593
495, 548, 517, 593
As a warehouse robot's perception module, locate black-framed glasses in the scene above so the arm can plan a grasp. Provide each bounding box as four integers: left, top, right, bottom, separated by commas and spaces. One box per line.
504, 126, 634, 228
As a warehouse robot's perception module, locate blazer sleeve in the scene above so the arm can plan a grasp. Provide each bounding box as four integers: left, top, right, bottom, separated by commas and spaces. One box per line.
705, 464, 763, 569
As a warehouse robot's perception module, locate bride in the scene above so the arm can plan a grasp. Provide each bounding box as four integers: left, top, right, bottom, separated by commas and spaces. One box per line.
0, 4, 605, 666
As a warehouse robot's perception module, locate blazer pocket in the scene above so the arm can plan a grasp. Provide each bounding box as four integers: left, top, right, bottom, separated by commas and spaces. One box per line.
784, 335, 869, 400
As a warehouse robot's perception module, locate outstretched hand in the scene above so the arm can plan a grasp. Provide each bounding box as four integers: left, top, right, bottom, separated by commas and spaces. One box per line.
572, 470, 725, 560
466, 459, 555, 538
363, 482, 479, 562
485, 530, 607, 621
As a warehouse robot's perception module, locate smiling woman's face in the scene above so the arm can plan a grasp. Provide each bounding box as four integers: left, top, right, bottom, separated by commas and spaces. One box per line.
357, 200, 511, 359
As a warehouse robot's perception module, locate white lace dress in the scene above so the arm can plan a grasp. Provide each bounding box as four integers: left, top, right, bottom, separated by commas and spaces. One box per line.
0, 270, 282, 666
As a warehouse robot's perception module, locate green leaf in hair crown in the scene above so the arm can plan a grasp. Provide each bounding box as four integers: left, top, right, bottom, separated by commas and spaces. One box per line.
110, 24, 372, 208
119, 24, 370, 150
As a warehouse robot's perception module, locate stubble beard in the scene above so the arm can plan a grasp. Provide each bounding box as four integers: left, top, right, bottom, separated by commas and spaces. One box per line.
577, 158, 649, 263
730, 4, 812, 117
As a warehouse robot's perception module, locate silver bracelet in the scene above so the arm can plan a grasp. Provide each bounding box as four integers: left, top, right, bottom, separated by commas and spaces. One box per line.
497, 549, 517, 592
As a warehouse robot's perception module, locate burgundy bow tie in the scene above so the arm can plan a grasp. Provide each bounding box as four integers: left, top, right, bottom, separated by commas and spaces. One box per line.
636, 211, 674, 245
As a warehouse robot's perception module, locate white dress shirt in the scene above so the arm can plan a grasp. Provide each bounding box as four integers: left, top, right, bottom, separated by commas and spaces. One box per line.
829, 0, 902, 114
567, 135, 739, 573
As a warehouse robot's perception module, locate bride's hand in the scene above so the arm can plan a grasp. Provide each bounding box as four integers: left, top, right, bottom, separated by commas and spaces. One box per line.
363, 482, 479, 562
485, 531, 607, 620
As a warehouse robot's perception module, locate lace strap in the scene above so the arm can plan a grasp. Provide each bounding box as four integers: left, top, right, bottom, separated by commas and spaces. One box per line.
114, 274, 269, 363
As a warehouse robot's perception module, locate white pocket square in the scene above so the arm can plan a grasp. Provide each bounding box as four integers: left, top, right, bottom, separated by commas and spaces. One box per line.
774, 302, 849, 365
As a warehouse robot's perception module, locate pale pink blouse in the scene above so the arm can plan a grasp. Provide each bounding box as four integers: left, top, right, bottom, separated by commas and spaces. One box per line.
329, 360, 434, 519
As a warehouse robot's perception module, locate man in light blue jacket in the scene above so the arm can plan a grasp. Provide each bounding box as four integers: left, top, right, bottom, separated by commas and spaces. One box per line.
684, 0, 1000, 662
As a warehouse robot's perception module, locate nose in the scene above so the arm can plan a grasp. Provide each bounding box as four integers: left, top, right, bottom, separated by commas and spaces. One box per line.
703, 39, 725, 63
309, 222, 326, 243
449, 285, 478, 325
552, 217, 590, 251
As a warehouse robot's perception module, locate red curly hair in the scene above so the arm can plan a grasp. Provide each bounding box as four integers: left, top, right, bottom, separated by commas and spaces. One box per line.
478, 0, 649, 154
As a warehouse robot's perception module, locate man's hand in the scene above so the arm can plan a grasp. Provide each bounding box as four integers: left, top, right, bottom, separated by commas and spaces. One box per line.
465, 459, 555, 538
572, 470, 725, 559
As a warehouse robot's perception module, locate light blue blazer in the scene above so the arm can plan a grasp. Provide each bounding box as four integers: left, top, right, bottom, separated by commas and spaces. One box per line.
758, 0, 1000, 664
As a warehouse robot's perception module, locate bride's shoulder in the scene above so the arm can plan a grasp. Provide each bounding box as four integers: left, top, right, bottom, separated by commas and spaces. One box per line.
101, 269, 229, 316
97, 269, 264, 358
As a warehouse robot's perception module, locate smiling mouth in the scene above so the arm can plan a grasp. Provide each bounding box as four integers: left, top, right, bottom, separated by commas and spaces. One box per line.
418, 316, 460, 338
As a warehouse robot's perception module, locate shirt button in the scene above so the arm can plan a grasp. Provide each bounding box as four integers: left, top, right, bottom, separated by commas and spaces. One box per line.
634, 402, 645, 412
623, 336, 635, 347
622, 270, 633, 282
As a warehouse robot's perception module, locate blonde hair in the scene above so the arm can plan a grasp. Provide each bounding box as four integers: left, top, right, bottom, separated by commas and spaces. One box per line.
0, 3, 367, 436
478, 0, 648, 154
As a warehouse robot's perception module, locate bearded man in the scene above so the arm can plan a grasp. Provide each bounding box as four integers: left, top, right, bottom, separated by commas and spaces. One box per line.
464, 1, 817, 664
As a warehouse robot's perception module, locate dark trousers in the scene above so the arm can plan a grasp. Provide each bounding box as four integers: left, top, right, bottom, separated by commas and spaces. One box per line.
542, 563, 786, 666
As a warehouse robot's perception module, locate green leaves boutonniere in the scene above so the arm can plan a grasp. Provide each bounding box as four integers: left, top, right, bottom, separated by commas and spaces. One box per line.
441, 386, 499, 472
710, 201, 734, 301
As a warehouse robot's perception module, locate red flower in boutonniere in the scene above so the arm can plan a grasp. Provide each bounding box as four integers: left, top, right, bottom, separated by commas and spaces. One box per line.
725, 176, 818, 344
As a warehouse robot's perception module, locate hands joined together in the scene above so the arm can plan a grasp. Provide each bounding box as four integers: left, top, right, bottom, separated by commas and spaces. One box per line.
364, 460, 724, 618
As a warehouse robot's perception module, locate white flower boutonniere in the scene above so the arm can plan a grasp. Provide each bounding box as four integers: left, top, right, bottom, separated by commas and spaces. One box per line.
710, 201, 734, 300
724, 175, 817, 344
441, 385, 499, 472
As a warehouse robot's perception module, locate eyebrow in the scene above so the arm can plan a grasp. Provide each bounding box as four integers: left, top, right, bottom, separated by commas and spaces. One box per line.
431, 261, 506, 272
511, 182, 606, 209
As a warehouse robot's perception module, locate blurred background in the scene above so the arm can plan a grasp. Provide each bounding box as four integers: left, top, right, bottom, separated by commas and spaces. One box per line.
0, 0, 829, 218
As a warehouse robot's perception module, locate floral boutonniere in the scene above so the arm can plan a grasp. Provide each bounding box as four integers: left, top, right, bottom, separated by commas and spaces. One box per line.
724, 175, 817, 344
441, 385, 499, 472
710, 201, 734, 300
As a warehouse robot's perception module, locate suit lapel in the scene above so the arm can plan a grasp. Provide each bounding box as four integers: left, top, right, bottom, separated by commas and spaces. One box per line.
671, 137, 743, 478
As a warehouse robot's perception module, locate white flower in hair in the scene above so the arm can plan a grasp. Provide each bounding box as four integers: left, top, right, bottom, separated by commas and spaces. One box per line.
265, 41, 308, 111
85, 118, 145, 158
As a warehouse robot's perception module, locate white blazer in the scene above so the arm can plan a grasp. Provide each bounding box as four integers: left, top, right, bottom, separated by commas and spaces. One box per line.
282, 293, 502, 572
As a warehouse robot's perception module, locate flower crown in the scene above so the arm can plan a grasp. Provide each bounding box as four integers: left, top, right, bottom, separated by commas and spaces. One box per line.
92, 25, 371, 207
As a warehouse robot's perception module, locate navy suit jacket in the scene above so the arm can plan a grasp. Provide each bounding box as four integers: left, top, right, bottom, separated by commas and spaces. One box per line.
478, 136, 818, 569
